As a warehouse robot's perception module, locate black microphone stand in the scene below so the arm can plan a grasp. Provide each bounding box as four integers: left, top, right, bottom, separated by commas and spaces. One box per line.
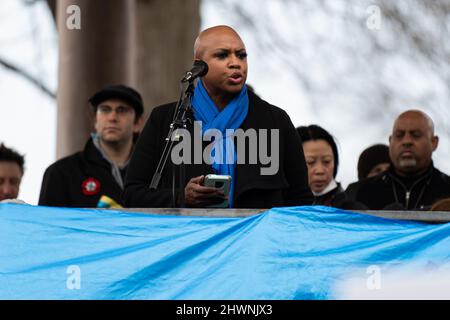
149, 79, 196, 208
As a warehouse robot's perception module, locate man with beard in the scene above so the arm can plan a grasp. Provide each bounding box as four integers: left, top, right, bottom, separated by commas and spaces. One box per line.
39, 85, 144, 207
346, 110, 450, 210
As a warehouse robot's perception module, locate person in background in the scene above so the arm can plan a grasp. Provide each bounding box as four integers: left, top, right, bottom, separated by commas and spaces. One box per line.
39, 85, 144, 208
346, 110, 450, 210
297, 125, 366, 210
0, 143, 25, 202
357, 144, 390, 180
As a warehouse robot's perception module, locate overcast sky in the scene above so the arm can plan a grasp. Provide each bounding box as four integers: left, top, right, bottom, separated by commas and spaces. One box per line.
0, 0, 56, 205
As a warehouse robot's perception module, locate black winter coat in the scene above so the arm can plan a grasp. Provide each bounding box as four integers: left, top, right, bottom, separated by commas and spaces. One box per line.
38, 139, 125, 207
345, 164, 450, 210
314, 183, 367, 210
123, 90, 313, 208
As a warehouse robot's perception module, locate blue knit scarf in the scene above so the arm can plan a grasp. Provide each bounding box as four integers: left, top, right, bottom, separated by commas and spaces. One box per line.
192, 80, 249, 207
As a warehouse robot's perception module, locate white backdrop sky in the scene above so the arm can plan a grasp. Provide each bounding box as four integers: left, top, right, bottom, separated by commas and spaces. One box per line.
0, 0, 56, 205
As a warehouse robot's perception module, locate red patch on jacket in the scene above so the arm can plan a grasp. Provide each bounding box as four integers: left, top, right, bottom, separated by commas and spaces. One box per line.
81, 177, 101, 196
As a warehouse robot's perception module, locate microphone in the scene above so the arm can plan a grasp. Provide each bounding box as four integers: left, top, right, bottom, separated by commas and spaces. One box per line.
181, 60, 208, 83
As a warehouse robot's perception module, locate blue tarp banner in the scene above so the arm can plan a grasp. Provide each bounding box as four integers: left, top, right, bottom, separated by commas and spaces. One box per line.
1, 203, 450, 299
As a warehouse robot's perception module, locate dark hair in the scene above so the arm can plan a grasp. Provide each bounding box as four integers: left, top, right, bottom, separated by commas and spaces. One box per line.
296, 125, 339, 178
0, 143, 25, 175
357, 144, 390, 180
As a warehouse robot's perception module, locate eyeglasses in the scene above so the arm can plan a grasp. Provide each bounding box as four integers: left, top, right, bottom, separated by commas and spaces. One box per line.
97, 105, 133, 115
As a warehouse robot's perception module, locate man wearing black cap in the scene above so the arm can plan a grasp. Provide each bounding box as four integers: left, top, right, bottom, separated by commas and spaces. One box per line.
39, 85, 144, 208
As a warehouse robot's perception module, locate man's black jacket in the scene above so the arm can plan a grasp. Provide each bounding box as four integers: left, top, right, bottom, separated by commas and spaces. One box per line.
345, 163, 450, 210
123, 90, 313, 208
39, 139, 124, 207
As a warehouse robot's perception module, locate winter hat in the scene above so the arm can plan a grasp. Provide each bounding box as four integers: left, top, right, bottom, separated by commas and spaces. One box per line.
357, 144, 390, 180
89, 84, 144, 117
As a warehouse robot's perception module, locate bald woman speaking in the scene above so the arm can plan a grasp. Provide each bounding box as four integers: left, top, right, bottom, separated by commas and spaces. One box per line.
124, 25, 313, 208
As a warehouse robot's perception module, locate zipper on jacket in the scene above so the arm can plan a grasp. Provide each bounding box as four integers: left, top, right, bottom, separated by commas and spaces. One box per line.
390, 173, 430, 209
405, 191, 411, 209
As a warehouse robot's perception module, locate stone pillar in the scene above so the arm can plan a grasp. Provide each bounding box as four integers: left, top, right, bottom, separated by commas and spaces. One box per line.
56, 0, 135, 158
134, 0, 200, 120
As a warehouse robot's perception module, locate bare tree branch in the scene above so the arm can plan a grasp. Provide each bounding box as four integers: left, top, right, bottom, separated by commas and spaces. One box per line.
0, 57, 55, 99
46, 0, 56, 23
